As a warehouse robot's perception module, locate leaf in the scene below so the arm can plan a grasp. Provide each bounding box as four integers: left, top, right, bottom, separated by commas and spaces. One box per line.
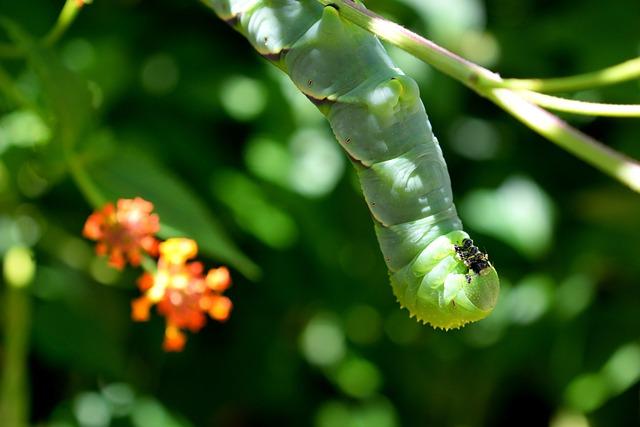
0, 17, 93, 147
88, 149, 260, 280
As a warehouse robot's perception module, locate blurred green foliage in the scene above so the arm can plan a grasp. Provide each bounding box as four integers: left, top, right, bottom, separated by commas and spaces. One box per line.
0, 0, 639, 426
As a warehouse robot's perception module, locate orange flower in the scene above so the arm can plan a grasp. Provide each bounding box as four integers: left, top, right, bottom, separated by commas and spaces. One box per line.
83, 197, 160, 270
132, 238, 233, 352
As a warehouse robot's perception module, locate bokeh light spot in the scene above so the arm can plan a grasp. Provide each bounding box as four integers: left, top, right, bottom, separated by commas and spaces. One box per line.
131, 397, 188, 427
550, 410, 591, 427
315, 401, 351, 427
602, 343, 640, 394
73, 392, 111, 427
554, 274, 595, 319
334, 356, 382, 399
62, 38, 96, 71
220, 75, 267, 121
101, 383, 136, 417
244, 136, 290, 187
565, 373, 608, 412
90, 256, 121, 285
288, 128, 345, 198
3, 246, 35, 288
461, 175, 554, 258
459, 31, 500, 66
506, 274, 554, 325
300, 313, 346, 367
449, 117, 500, 160
141, 53, 180, 95
0, 110, 50, 153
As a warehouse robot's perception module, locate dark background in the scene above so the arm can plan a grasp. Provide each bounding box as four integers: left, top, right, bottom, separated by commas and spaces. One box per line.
1, 0, 639, 426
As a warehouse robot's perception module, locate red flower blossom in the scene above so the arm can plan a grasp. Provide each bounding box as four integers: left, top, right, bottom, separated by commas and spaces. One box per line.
83, 197, 160, 270
131, 238, 233, 352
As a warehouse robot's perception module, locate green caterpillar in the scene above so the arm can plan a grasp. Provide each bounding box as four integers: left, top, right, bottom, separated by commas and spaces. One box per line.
206, 0, 499, 329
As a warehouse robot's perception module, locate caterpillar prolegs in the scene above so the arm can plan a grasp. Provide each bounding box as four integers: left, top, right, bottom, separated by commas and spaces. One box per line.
207, 0, 500, 329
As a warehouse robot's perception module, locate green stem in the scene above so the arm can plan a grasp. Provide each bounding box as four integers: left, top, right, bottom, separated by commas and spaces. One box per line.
517, 91, 640, 117
318, 0, 640, 193
488, 88, 640, 192
0, 287, 31, 427
65, 150, 107, 208
499, 57, 640, 93
2, 61, 106, 208
42, 0, 86, 47
0, 0, 86, 58
0, 247, 34, 427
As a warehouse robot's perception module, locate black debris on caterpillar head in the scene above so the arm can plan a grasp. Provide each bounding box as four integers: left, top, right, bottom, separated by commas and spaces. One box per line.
454, 238, 491, 275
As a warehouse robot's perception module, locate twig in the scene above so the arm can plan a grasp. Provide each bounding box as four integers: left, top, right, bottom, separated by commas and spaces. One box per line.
488, 89, 640, 192
0, 0, 87, 58
499, 57, 640, 93
516, 91, 640, 117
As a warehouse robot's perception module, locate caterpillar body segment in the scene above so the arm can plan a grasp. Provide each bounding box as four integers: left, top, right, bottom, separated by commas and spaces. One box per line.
207, 0, 500, 329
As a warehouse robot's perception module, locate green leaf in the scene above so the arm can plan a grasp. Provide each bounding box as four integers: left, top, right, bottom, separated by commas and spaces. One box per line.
0, 17, 93, 147
88, 150, 260, 280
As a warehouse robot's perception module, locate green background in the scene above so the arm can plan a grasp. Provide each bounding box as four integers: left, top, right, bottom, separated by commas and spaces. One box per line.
1, 0, 639, 426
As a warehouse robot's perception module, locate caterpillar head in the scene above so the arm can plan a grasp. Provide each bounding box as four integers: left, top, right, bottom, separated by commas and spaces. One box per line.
391, 231, 500, 330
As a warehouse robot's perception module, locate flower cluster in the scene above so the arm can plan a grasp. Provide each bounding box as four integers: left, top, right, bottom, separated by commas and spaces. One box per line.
83, 197, 159, 270
83, 198, 232, 351
132, 238, 232, 351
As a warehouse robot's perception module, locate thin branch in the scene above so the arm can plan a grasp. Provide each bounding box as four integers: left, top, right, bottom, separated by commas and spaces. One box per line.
489, 89, 640, 192
0, 256, 33, 427
499, 57, 640, 93
517, 91, 640, 117
65, 153, 108, 208
0, 0, 87, 58
42, 0, 88, 47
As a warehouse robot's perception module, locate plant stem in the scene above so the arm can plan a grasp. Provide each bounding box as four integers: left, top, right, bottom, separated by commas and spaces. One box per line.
0, 287, 31, 427
0, 0, 86, 58
2, 62, 105, 208
317, 0, 640, 193
2, 62, 106, 208
0, 248, 34, 427
517, 91, 640, 117
488, 89, 640, 192
42, 0, 86, 47
0, 288, 31, 427
65, 151, 108, 208
499, 57, 640, 93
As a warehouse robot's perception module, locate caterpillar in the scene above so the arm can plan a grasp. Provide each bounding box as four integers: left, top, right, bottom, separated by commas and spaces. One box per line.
205, 0, 499, 329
